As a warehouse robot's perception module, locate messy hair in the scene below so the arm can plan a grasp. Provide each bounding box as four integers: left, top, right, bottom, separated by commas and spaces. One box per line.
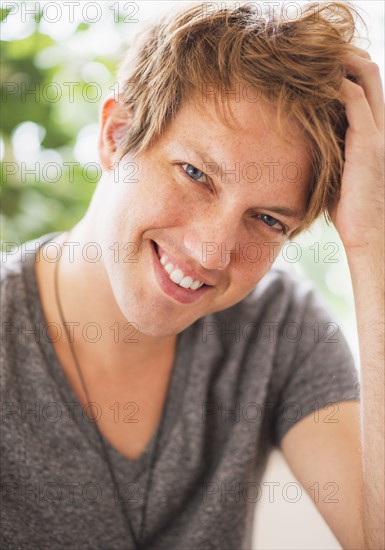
115, 1, 366, 236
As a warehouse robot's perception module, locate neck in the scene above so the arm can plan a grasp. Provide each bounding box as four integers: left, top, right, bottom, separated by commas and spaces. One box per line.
37, 220, 177, 377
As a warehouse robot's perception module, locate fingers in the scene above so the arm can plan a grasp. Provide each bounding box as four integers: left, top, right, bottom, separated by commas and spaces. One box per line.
342, 48, 385, 134
340, 78, 378, 137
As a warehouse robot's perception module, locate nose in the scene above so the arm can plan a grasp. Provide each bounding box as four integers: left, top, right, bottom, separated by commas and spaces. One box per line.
182, 214, 239, 271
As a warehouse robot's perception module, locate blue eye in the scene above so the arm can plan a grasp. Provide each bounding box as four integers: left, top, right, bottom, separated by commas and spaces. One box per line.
182, 163, 208, 184
255, 214, 287, 234
261, 214, 279, 227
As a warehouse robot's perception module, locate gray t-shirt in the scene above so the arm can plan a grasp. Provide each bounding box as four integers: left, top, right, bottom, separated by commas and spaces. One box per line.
1, 232, 360, 549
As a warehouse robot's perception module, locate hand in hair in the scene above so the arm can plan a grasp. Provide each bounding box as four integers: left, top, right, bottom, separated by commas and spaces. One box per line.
330, 46, 384, 254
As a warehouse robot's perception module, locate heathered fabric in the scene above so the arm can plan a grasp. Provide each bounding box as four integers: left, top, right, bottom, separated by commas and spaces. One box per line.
1, 232, 360, 550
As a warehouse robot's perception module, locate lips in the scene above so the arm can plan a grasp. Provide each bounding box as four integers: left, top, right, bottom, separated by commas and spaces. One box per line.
151, 240, 211, 304
153, 241, 215, 287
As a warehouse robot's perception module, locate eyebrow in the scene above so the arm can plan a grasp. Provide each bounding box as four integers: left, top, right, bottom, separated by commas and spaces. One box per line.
184, 146, 306, 222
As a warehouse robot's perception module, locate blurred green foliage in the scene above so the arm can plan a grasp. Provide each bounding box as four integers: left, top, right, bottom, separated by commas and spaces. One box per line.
1, 3, 127, 243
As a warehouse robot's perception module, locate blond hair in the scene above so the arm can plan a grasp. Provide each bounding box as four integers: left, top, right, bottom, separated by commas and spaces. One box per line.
115, 1, 366, 236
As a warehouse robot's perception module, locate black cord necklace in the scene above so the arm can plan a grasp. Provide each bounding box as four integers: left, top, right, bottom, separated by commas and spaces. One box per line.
53, 231, 172, 549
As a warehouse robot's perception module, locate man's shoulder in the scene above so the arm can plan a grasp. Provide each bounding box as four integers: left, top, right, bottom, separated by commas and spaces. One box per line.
1, 232, 61, 282
0, 232, 61, 320
251, 265, 315, 300
1, 244, 24, 302
217, 265, 320, 322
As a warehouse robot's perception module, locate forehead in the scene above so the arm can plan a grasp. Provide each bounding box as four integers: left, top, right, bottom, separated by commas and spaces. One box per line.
162, 92, 311, 176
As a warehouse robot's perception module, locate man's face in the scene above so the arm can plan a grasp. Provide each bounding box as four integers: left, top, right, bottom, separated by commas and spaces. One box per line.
96, 94, 311, 337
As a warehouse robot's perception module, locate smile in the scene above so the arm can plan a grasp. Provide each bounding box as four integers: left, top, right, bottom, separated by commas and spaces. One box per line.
159, 254, 204, 290
151, 241, 211, 304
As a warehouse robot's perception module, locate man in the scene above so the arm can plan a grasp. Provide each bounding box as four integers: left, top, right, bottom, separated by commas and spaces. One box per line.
1, 1, 384, 549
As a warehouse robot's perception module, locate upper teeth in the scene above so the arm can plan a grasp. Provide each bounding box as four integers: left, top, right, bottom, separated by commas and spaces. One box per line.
159, 254, 204, 290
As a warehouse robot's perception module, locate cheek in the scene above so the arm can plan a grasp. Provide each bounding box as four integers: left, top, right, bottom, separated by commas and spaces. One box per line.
228, 242, 282, 293
106, 174, 179, 234
238, 239, 282, 268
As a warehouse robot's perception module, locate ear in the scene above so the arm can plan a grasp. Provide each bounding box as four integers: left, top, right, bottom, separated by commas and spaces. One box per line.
98, 96, 130, 171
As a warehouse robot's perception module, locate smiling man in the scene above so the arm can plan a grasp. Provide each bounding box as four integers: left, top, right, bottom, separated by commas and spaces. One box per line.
1, 1, 384, 549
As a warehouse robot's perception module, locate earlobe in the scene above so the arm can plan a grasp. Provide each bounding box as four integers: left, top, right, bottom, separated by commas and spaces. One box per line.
98, 97, 129, 171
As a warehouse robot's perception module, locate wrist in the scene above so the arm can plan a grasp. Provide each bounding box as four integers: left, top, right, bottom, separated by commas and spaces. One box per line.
346, 246, 384, 313
345, 240, 384, 273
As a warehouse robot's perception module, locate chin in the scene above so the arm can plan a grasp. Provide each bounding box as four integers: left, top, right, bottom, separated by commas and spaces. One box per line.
118, 300, 189, 338
135, 319, 185, 339
112, 268, 204, 337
